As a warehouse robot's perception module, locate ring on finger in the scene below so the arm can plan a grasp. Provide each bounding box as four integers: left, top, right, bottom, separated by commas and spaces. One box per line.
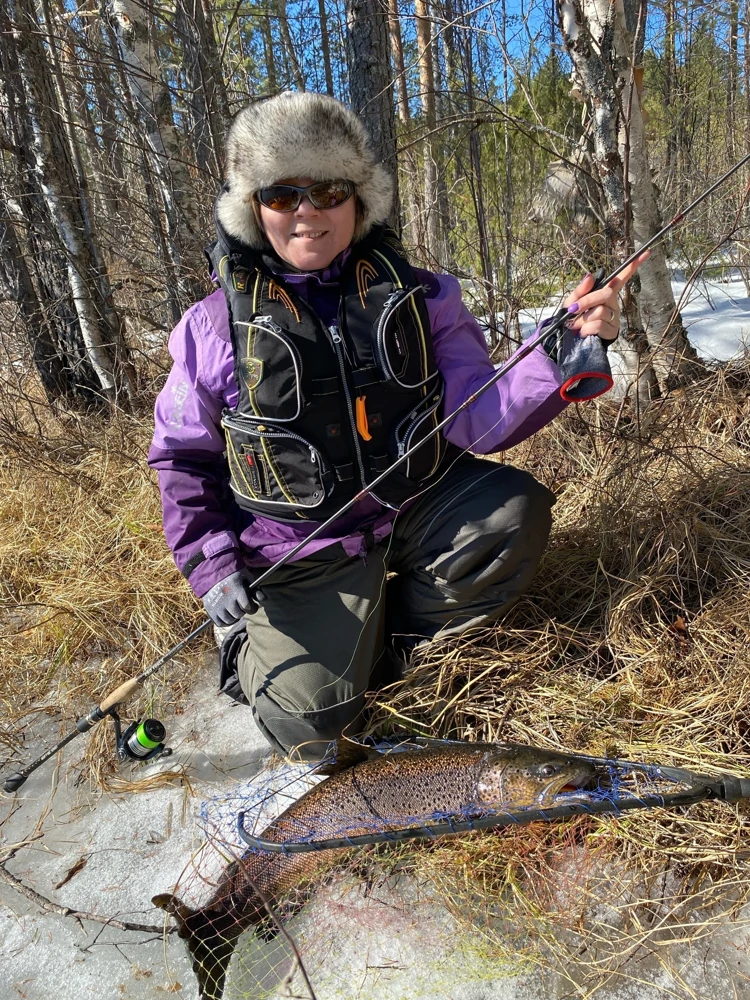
606, 306, 616, 324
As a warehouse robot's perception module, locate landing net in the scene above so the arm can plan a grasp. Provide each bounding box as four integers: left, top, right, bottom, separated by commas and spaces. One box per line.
230, 738, 725, 853
163, 739, 741, 1000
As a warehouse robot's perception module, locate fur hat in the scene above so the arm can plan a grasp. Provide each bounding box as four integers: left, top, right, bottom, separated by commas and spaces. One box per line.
217, 92, 394, 249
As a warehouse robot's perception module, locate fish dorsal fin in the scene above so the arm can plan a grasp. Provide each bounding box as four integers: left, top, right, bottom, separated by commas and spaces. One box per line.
315, 739, 380, 776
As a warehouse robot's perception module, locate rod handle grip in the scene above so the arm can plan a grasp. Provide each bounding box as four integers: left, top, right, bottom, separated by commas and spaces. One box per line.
99, 677, 142, 713
4, 772, 26, 793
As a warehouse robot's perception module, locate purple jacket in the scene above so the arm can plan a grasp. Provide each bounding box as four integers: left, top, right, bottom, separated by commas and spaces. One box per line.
148, 262, 570, 597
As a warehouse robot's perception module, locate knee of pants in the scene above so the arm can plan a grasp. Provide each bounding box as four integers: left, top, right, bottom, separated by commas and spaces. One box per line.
434, 468, 554, 587
252, 686, 366, 759
502, 468, 555, 551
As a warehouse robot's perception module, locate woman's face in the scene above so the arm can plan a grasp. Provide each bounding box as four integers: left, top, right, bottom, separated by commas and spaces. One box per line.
258, 177, 357, 271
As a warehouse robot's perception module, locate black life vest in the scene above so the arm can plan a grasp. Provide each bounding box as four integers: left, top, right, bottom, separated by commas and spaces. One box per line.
207, 224, 458, 522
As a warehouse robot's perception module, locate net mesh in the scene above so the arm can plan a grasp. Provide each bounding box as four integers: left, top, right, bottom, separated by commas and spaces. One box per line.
158, 738, 719, 1000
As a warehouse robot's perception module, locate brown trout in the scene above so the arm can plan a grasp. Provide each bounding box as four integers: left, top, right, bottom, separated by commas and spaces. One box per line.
153, 739, 597, 999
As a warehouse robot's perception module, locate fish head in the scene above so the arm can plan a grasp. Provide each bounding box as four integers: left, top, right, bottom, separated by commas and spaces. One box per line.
476, 744, 599, 809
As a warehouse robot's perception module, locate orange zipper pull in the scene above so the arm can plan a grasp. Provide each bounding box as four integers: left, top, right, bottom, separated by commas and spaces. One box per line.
355, 395, 373, 441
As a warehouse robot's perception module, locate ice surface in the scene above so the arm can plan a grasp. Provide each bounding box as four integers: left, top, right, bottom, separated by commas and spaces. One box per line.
3, 654, 750, 999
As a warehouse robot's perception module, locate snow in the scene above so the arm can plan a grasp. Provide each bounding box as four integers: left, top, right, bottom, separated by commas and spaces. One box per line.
519, 271, 750, 363
3, 274, 750, 999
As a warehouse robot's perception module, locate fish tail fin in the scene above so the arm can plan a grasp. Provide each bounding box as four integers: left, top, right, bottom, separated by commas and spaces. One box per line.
153, 892, 243, 1000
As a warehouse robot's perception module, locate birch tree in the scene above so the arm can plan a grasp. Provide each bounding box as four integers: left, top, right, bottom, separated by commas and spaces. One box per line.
4, 0, 134, 405
108, 0, 205, 305
558, 0, 700, 397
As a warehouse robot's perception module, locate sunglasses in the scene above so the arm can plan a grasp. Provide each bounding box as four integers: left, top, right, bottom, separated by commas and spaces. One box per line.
257, 180, 354, 213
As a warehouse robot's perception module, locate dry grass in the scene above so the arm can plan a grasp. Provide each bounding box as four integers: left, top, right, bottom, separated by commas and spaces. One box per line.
364, 360, 750, 994
0, 381, 206, 786
2, 357, 750, 993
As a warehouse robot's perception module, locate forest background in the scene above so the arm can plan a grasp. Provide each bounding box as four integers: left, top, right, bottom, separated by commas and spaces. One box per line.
2, 2, 750, 995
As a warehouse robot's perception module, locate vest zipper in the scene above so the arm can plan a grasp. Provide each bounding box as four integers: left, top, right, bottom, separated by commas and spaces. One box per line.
330, 324, 368, 489
376, 288, 418, 383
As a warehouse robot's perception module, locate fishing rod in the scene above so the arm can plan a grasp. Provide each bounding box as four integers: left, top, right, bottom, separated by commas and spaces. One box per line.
5, 155, 749, 795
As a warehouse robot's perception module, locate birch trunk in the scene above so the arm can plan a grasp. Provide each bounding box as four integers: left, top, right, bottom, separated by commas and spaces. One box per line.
558, 0, 699, 398
108, 0, 205, 305
7, 0, 133, 404
616, 0, 701, 389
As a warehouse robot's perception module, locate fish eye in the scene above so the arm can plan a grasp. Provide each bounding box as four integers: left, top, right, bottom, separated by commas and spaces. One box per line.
540, 764, 560, 777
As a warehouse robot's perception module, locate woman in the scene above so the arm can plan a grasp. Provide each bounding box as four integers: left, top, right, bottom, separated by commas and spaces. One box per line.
149, 92, 645, 759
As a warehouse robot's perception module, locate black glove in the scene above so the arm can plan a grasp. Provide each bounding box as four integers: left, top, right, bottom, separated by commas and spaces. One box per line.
201, 569, 265, 626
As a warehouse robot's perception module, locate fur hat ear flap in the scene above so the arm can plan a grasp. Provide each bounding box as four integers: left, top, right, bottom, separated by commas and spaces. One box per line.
216, 92, 394, 249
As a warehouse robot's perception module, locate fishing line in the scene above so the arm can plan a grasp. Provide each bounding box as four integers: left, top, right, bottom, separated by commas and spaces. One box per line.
283, 379, 537, 721
6, 157, 749, 794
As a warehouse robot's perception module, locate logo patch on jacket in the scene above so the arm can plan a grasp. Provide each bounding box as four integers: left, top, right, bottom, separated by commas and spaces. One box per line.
240, 357, 264, 390
356, 260, 379, 309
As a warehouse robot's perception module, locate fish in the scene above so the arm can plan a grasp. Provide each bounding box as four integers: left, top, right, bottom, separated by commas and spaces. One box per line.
153, 739, 598, 999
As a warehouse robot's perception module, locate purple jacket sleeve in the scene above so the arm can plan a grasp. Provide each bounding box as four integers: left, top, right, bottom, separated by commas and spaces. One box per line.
420, 271, 569, 453
147, 290, 242, 598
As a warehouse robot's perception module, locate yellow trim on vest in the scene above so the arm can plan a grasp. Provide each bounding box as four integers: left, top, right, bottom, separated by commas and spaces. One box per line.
355, 260, 379, 309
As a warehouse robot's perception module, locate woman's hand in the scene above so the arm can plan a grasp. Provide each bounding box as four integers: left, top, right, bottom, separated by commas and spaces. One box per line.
563, 251, 651, 341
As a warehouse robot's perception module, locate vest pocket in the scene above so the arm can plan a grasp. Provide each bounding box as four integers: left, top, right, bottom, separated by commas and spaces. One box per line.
394, 388, 444, 480
223, 413, 330, 510
237, 317, 304, 422
375, 288, 434, 389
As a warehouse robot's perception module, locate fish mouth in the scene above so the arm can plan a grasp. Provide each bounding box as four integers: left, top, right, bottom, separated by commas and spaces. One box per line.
543, 767, 601, 805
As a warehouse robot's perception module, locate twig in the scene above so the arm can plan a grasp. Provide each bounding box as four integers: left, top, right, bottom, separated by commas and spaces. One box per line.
0, 863, 172, 934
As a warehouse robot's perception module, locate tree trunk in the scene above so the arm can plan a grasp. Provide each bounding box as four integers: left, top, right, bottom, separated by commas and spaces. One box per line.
174, 0, 230, 178
345, 0, 400, 231
7, 0, 134, 405
318, 0, 334, 96
108, 0, 205, 306
618, 0, 701, 389
463, 26, 498, 347
414, 0, 441, 262
86, 19, 126, 213
260, 9, 278, 93
558, 0, 699, 398
387, 0, 422, 246
277, 0, 305, 91
728, 0, 739, 160
387, 0, 409, 122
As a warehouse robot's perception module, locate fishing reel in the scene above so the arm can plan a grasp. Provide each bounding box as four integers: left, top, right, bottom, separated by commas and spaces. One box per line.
110, 710, 172, 763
